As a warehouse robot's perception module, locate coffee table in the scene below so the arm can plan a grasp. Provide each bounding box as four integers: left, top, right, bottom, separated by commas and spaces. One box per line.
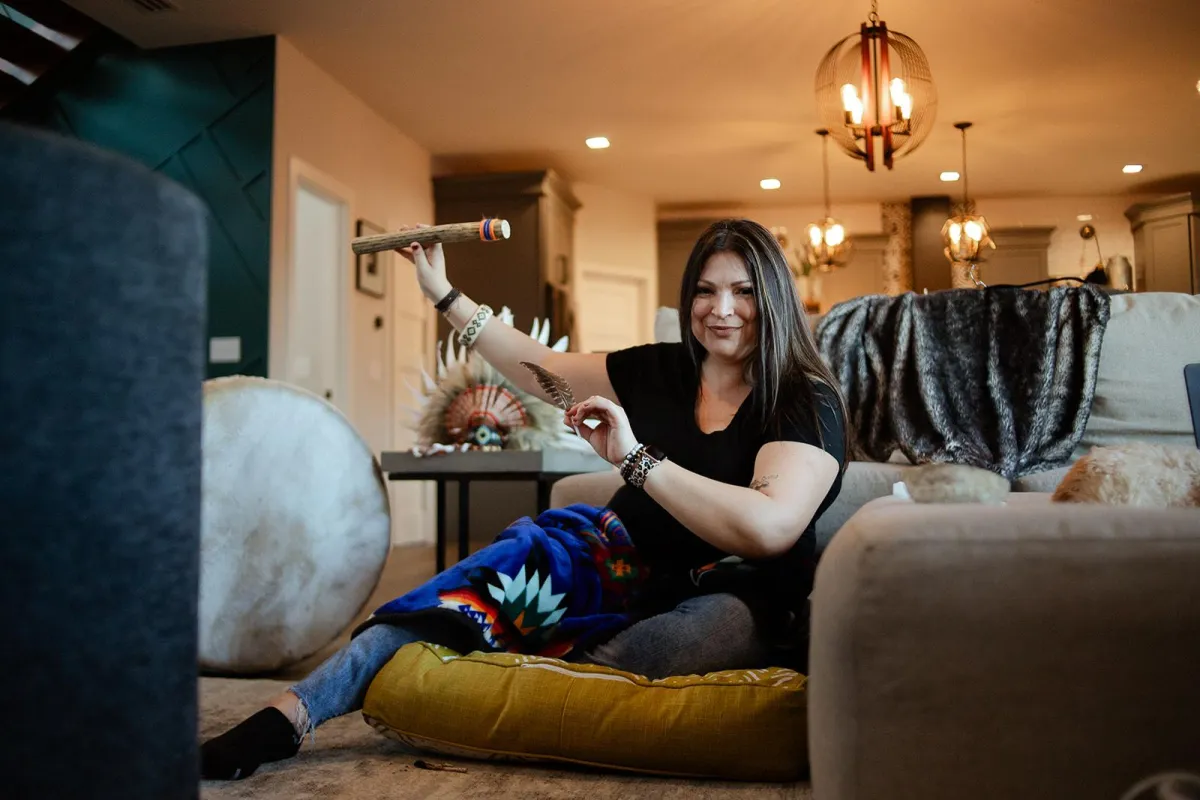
380, 448, 614, 572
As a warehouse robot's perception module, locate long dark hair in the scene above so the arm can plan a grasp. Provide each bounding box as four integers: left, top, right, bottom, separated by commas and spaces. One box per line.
678, 218, 849, 459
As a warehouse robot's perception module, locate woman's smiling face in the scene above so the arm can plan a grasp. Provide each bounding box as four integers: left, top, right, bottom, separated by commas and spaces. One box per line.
690, 250, 758, 364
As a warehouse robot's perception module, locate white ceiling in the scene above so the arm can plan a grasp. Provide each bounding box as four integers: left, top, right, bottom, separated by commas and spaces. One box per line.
67, 0, 1200, 208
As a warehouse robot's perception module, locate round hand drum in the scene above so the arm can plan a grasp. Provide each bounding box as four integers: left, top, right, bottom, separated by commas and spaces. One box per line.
199, 376, 392, 674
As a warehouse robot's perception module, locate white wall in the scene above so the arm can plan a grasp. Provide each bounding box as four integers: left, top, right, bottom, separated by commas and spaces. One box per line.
573, 183, 659, 351
270, 35, 435, 545
979, 196, 1138, 279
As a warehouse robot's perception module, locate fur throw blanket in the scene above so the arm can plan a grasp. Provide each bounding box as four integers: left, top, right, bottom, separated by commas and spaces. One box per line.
815, 286, 1112, 480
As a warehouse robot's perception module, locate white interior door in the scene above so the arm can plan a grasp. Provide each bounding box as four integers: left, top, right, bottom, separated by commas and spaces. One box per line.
288, 179, 347, 409
578, 270, 652, 352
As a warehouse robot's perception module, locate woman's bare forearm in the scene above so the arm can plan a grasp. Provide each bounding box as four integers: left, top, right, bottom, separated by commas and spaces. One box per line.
642, 462, 799, 559
640, 442, 840, 560
435, 289, 613, 406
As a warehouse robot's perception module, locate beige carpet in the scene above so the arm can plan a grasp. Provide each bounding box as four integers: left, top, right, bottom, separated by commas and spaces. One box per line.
199, 545, 813, 799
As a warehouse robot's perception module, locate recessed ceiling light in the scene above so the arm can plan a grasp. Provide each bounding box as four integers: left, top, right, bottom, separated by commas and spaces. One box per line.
939, 171, 960, 182
1077, 214, 1093, 221
760, 178, 781, 190
585, 136, 610, 149
1122, 164, 1143, 174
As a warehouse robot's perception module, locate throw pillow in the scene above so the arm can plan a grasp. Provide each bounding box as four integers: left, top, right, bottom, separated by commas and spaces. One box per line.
1053, 443, 1200, 507
362, 642, 809, 781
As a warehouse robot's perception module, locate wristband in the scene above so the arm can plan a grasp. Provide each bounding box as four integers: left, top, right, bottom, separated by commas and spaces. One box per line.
620, 444, 666, 489
457, 304, 493, 350
434, 287, 461, 314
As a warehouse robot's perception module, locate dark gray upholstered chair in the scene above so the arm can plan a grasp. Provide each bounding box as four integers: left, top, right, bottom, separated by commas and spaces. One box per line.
0, 122, 207, 799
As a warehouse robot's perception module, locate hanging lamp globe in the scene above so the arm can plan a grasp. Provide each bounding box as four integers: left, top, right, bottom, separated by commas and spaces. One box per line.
941, 210, 995, 265
804, 218, 852, 272
941, 121, 995, 277
803, 129, 853, 271
814, 0, 937, 171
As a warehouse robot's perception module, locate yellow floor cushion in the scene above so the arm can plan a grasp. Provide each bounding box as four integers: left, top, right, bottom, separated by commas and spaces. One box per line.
362, 642, 808, 781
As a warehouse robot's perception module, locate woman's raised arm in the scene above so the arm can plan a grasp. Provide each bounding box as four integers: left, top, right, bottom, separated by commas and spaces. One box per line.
398, 231, 618, 405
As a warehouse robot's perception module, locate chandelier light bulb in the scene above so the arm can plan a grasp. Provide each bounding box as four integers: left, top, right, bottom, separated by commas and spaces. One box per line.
890, 78, 913, 120
826, 224, 846, 247
964, 219, 984, 242
841, 84, 864, 125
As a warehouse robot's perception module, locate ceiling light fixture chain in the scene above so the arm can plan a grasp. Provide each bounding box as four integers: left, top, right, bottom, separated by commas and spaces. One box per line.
821, 127, 832, 219
957, 121, 972, 215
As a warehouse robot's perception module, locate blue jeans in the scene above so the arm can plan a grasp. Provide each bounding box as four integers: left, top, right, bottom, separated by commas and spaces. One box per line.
290, 592, 774, 731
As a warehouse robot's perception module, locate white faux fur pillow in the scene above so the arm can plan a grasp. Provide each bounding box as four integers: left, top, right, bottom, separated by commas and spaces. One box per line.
1052, 442, 1200, 507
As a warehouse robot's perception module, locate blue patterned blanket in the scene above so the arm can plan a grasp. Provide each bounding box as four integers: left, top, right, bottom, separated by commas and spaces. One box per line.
353, 504, 647, 659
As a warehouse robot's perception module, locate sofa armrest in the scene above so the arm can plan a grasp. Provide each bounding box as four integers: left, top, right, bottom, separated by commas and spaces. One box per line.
550, 469, 621, 508
808, 494, 1200, 800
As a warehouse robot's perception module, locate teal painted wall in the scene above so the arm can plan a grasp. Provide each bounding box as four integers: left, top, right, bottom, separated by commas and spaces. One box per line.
8, 36, 275, 378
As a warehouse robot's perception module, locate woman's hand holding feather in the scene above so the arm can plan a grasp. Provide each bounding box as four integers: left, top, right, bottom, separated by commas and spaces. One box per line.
564, 396, 639, 467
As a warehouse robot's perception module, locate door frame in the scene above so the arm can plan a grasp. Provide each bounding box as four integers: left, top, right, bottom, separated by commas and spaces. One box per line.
275, 156, 356, 411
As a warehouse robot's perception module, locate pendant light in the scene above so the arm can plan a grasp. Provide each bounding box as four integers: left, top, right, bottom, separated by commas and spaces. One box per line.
804, 129, 853, 272
814, 0, 937, 171
941, 121, 995, 284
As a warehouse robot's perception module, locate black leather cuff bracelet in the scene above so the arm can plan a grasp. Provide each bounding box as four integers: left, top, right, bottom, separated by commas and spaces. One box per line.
434, 287, 461, 313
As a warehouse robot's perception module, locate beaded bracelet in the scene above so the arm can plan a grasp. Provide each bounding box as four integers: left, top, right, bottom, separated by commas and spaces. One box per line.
457, 304, 493, 350
618, 444, 643, 476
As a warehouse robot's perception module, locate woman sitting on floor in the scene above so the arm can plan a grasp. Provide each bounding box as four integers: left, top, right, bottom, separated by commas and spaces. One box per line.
201, 218, 848, 781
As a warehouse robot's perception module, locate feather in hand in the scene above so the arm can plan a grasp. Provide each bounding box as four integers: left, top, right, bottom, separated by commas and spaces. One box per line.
520, 361, 580, 436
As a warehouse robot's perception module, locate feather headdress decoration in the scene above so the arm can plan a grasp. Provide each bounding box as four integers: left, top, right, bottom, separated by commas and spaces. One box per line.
403, 308, 591, 455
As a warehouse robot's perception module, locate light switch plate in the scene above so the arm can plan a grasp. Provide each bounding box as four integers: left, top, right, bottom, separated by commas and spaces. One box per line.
209, 336, 241, 364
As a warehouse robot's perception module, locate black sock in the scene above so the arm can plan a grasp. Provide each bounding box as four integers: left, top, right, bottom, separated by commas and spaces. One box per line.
200, 707, 302, 780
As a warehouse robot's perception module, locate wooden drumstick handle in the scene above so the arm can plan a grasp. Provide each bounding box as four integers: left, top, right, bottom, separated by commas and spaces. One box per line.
350, 219, 510, 255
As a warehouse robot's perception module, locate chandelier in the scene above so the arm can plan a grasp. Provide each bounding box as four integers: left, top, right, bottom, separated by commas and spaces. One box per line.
941, 122, 995, 284
814, 0, 936, 171
804, 129, 853, 272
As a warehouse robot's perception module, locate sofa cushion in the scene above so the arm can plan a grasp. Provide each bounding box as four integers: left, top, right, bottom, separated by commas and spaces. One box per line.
550, 469, 621, 508
363, 642, 809, 781
654, 306, 682, 343
816, 461, 914, 552
1078, 292, 1200, 456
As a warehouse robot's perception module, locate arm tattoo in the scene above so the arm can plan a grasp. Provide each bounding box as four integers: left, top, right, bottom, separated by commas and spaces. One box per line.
750, 474, 779, 492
